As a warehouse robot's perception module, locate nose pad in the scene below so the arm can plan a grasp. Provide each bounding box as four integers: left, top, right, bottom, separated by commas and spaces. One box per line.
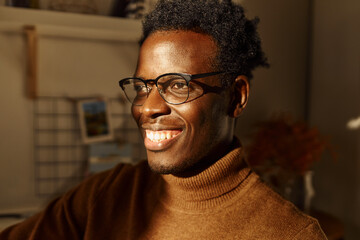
141, 84, 171, 118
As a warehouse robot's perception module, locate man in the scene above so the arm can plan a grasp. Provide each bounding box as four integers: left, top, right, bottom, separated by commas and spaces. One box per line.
1, 0, 327, 239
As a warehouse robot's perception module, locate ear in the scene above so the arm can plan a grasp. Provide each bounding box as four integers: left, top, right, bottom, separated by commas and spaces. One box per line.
230, 75, 249, 118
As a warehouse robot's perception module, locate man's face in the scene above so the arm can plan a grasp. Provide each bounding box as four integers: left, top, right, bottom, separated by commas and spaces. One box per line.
132, 30, 235, 175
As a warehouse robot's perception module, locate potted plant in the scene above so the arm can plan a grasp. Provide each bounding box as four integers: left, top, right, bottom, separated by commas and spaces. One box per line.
246, 114, 336, 212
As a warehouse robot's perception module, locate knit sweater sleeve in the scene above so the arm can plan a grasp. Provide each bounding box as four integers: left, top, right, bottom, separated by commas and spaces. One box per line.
0, 164, 126, 240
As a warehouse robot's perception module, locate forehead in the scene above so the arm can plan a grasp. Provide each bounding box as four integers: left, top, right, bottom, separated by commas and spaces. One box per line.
136, 30, 218, 76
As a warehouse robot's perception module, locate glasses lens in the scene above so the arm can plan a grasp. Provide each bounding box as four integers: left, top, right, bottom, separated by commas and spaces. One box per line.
121, 78, 147, 105
157, 74, 189, 104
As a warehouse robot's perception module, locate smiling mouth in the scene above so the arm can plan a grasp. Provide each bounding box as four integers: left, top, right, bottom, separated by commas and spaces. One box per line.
145, 129, 182, 142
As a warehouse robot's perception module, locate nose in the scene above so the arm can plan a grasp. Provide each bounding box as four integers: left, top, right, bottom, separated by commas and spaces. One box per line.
141, 87, 171, 118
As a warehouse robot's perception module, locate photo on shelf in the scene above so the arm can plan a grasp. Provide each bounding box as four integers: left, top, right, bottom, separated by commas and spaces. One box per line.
77, 98, 114, 144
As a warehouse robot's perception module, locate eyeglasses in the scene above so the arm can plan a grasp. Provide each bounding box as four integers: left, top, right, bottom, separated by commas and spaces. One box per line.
118, 71, 227, 105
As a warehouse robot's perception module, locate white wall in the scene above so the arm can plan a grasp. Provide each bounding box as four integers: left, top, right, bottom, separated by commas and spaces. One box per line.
0, 7, 141, 212
310, 0, 360, 239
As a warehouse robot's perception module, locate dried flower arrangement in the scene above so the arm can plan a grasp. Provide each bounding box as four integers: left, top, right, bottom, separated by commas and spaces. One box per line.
246, 114, 336, 201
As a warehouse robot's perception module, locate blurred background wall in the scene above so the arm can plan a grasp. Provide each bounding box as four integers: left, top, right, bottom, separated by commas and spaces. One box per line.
0, 0, 359, 238
240, 0, 360, 239
309, 0, 360, 238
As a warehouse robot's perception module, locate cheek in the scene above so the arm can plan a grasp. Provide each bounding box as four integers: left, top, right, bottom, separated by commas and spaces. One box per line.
201, 97, 230, 133
176, 104, 205, 128
180, 98, 225, 130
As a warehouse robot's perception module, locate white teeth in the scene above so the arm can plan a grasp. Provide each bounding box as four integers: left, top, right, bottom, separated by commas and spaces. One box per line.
154, 132, 160, 141
146, 130, 179, 142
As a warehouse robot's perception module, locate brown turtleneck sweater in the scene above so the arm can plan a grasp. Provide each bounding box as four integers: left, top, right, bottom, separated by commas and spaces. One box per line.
0, 147, 327, 239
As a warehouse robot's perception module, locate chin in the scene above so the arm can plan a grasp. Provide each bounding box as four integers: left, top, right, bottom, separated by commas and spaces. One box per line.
147, 153, 195, 175
147, 160, 188, 175
148, 165, 178, 175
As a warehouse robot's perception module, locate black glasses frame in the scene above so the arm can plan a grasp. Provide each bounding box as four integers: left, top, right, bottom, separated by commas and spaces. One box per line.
119, 71, 229, 105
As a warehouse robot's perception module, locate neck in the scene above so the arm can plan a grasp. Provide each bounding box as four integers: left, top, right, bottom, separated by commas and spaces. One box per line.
173, 138, 236, 178
160, 142, 251, 210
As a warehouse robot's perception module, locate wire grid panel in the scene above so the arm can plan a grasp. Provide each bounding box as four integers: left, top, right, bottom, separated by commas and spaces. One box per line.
33, 96, 145, 197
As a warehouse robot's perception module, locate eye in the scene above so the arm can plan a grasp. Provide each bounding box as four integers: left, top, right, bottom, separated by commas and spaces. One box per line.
134, 84, 146, 92
170, 81, 188, 90
157, 75, 189, 96
168, 80, 189, 95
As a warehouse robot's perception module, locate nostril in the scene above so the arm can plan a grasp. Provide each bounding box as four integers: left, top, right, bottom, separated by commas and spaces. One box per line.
141, 90, 171, 118
149, 112, 169, 119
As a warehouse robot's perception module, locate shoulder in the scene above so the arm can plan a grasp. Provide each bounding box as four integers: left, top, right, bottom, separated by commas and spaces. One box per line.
46, 161, 158, 227
84, 160, 162, 203
0, 161, 157, 239
78, 160, 156, 199
49, 160, 156, 219
238, 173, 327, 239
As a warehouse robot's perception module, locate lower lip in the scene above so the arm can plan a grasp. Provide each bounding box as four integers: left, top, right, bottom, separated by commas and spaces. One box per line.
144, 130, 183, 151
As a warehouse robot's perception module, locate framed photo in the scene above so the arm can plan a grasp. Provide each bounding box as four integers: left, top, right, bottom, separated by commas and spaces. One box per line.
78, 98, 114, 144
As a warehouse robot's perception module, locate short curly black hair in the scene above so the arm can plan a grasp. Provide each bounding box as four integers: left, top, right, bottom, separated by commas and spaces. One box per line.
140, 0, 269, 83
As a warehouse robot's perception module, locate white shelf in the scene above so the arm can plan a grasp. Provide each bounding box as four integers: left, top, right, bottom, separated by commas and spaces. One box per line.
0, 6, 142, 42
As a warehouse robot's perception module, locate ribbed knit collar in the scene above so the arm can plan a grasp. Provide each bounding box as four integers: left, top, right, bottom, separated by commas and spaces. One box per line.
160, 138, 252, 211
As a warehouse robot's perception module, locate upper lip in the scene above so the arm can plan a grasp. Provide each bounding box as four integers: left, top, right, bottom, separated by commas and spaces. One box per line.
141, 123, 184, 131
140, 117, 185, 131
